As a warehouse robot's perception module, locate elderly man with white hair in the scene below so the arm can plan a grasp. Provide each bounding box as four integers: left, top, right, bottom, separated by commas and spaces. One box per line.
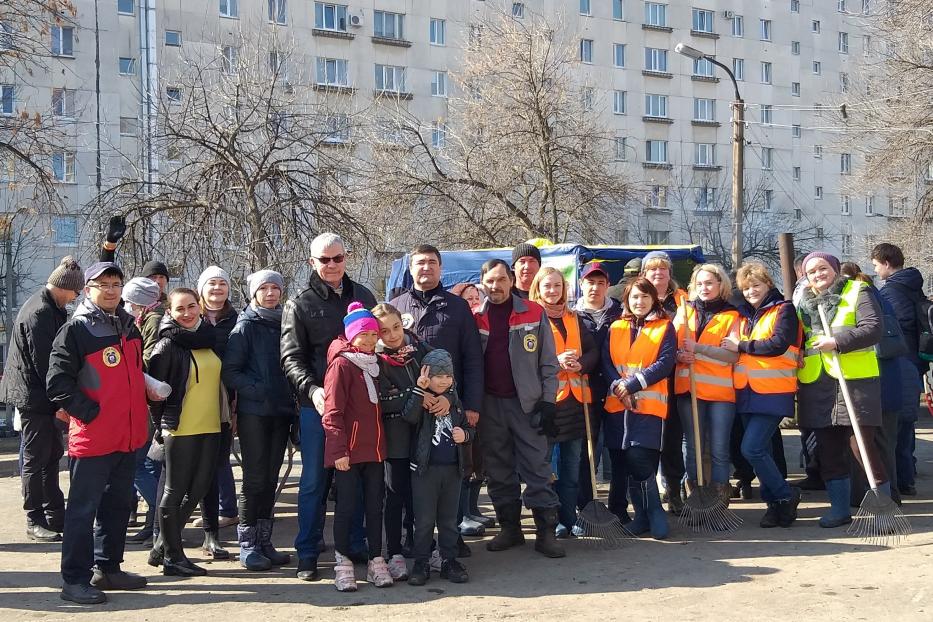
281, 233, 377, 581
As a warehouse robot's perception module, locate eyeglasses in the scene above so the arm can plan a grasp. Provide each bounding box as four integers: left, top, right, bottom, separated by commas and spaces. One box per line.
315, 254, 346, 265
87, 283, 124, 291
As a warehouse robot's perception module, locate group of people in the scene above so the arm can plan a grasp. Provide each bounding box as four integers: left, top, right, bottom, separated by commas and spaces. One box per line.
1, 221, 928, 604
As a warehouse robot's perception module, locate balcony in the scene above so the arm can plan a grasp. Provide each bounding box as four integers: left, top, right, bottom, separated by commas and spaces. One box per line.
312, 28, 354, 40
642, 115, 674, 124
691, 119, 721, 128
643, 162, 673, 170
642, 24, 673, 33
691, 75, 720, 83
693, 164, 723, 171
374, 89, 414, 100
690, 30, 720, 40
313, 84, 356, 95
642, 69, 673, 79
371, 36, 412, 48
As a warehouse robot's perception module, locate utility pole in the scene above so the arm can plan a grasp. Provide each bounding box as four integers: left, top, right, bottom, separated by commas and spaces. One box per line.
2, 217, 13, 428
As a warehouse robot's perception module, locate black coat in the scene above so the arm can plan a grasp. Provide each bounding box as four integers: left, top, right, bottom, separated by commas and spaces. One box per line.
549, 312, 599, 443
402, 386, 476, 477
281, 272, 377, 406
0, 288, 67, 416
223, 305, 296, 418
879, 267, 926, 371
206, 302, 237, 359
376, 332, 432, 460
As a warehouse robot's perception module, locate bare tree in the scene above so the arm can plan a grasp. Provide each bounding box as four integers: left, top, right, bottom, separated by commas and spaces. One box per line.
355, 9, 636, 251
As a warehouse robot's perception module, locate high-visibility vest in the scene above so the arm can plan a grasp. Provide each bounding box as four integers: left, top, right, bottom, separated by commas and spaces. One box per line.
549, 311, 592, 404
604, 317, 671, 418
798, 279, 880, 384
674, 304, 740, 401
733, 303, 802, 394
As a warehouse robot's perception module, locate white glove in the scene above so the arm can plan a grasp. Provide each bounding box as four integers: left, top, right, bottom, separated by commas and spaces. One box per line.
311, 387, 326, 413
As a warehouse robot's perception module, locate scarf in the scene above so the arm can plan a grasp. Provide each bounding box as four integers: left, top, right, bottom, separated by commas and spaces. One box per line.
542, 301, 567, 319
377, 334, 418, 367
135, 300, 162, 328
798, 276, 848, 332
251, 302, 283, 324
692, 297, 732, 337
161, 318, 217, 351
340, 350, 380, 404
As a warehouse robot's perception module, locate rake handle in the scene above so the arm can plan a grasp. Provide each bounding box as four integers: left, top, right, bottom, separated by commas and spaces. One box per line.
688, 363, 705, 487
816, 304, 879, 490
581, 375, 599, 497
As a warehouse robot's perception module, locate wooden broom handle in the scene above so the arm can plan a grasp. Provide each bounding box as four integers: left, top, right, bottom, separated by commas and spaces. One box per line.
581, 375, 599, 496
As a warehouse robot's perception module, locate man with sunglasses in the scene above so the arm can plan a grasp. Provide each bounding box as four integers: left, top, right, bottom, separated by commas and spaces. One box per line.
47, 262, 151, 604
281, 233, 377, 581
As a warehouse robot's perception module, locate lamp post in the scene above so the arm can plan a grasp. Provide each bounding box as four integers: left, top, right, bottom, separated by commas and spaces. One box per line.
675, 43, 745, 269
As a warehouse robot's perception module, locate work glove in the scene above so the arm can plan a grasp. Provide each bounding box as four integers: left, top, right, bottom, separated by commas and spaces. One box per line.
534, 401, 559, 438
105, 215, 127, 244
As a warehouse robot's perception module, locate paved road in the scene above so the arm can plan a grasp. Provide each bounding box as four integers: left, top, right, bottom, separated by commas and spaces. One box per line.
1, 422, 931, 621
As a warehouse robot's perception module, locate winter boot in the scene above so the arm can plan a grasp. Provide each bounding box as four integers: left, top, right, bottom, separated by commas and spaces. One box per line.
776, 487, 802, 528
127, 506, 155, 544
665, 485, 685, 515
759, 503, 780, 528
469, 480, 495, 527
625, 480, 650, 536
643, 477, 669, 540
201, 529, 230, 559
486, 501, 525, 552
819, 478, 853, 528
256, 518, 291, 565
238, 524, 272, 571
531, 508, 566, 558
161, 507, 207, 577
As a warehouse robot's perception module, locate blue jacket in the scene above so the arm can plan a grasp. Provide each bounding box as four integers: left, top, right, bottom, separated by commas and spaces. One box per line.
879, 267, 925, 371
223, 305, 297, 418
574, 297, 623, 400
390, 286, 484, 413
866, 284, 905, 414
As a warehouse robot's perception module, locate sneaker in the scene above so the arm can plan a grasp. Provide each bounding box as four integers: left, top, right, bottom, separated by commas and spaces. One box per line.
429, 549, 442, 573
458, 517, 485, 536
407, 559, 429, 586
333, 555, 357, 592
60, 582, 106, 605
570, 524, 585, 537
440, 559, 469, 583
555, 524, 570, 539
366, 556, 394, 588
296, 557, 320, 582
387, 554, 409, 581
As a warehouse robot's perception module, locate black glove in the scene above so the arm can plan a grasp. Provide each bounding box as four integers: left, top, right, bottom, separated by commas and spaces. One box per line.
535, 401, 559, 438
153, 427, 164, 445
105, 215, 127, 244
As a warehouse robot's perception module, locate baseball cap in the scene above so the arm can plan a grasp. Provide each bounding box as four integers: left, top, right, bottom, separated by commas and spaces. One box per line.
84, 261, 125, 283
580, 262, 609, 280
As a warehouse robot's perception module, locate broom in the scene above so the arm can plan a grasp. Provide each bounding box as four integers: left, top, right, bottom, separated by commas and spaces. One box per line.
816, 304, 911, 546
680, 358, 742, 532
575, 375, 630, 546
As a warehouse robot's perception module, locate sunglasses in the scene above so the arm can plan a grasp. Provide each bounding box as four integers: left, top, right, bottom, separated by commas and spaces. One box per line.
315, 254, 346, 265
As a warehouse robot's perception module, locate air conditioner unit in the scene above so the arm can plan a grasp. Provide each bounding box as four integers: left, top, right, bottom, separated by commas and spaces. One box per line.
722, 10, 735, 19
349, 14, 363, 27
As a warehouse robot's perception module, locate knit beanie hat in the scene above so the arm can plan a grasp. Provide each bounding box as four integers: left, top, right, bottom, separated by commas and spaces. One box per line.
511, 242, 542, 267
142, 260, 169, 279
48, 256, 84, 293
641, 251, 672, 269
344, 301, 379, 342
623, 257, 643, 277
247, 269, 285, 301
802, 252, 841, 277
197, 265, 230, 297
422, 348, 454, 377
123, 277, 161, 308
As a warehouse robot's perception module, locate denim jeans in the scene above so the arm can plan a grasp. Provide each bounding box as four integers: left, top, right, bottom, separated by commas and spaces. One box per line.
678, 397, 735, 485
548, 439, 583, 529
295, 406, 328, 561
133, 441, 161, 508
740, 413, 792, 502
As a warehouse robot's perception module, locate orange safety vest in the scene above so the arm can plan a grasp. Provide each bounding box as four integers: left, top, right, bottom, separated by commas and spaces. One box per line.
604, 317, 671, 419
733, 303, 802, 394
549, 311, 591, 404
674, 304, 740, 401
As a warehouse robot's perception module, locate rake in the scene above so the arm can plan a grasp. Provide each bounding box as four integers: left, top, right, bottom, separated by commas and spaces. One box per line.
816, 304, 911, 546
575, 375, 630, 546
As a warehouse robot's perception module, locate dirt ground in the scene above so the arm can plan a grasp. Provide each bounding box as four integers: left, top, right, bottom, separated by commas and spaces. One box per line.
0, 421, 931, 621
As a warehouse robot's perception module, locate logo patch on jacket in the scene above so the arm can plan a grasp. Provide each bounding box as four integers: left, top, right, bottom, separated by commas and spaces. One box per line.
102, 347, 121, 368
401, 313, 415, 330
523, 334, 538, 353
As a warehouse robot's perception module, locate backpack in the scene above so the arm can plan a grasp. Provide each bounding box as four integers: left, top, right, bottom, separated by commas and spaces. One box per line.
917, 298, 933, 362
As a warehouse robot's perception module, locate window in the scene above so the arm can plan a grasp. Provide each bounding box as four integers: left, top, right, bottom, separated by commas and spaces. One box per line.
645, 3, 667, 27
51, 88, 75, 117
648, 185, 667, 208
812, 61, 821, 75
165, 30, 182, 46
315, 2, 348, 32
51, 152, 75, 183
841, 195, 851, 215
647, 230, 670, 245
865, 196, 874, 215
613, 0, 624, 20
0, 20, 13, 51
580, 39, 593, 63
842, 234, 852, 256
51, 26, 73, 56
581, 87, 595, 111
315, 57, 348, 86
841, 153, 852, 174
762, 147, 773, 170
166, 142, 181, 163
430, 19, 445, 45
375, 64, 406, 93
696, 187, 716, 210
762, 105, 773, 124
791, 82, 800, 97
791, 0, 800, 12
792, 124, 801, 138
614, 136, 627, 161
889, 197, 908, 217
692, 8, 714, 33
1, 84, 14, 115
512, 3, 525, 18
219, 0, 238, 18
612, 90, 627, 114
695, 143, 716, 166
732, 15, 744, 37
119, 57, 137, 75
52, 215, 78, 245
838, 0, 847, 11
733, 58, 744, 81
118, 0, 135, 15
645, 94, 668, 117
613, 43, 626, 68
644, 47, 668, 72
840, 72, 849, 93
580, 0, 591, 15
324, 113, 350, 143
469, 24, 483, 47
119, 117, 138, 136
221, 46, 238, 74
268, 0, 287, 25
814, 145, 823, 158
165, 86, 182, 102
693, 57, 714, 77
374, 10, 404, 40
760, 19, 771, 41
791, 41, 800, 55
761, 61, 772, 84
764, 189, 774, 211
812, 20, 821, 33
0, 153, 13, 183
694, 97, 715, 121
646, 140, 668, 163
862, 0, 872, 14
431, 122, 448, 149
793, 166, 801, 181
269, 51, 288, 82
815, 186, 823, 199
839, 32, 849, 53
431, 71, 447, 97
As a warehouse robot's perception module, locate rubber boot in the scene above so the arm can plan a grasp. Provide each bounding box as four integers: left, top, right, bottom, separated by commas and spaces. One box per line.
819, 478, 853, 528
643, 478, 669, 540
625, 480, 650, 536
486, 501, 525, 552
469, 480, 495, 527
201, 529, 230, 559
531, 508, 566, 558
238, 524, 272, 571
256, 518, 291, 566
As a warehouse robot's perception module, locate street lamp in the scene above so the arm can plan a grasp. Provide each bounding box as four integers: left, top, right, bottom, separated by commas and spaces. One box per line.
675, 43, 745, 269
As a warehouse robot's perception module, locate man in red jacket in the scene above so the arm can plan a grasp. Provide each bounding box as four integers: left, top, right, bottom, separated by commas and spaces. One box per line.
47, 262, 151, 605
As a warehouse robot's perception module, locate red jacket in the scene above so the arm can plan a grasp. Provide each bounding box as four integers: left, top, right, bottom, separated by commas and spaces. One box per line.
322, 337, 386, 467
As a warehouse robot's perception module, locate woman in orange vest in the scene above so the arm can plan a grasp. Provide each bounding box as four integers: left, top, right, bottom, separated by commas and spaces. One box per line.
529, 267, 598, 537
603, 277, 676, 539
675, 264, 741, 502
722, 263, 802, 528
